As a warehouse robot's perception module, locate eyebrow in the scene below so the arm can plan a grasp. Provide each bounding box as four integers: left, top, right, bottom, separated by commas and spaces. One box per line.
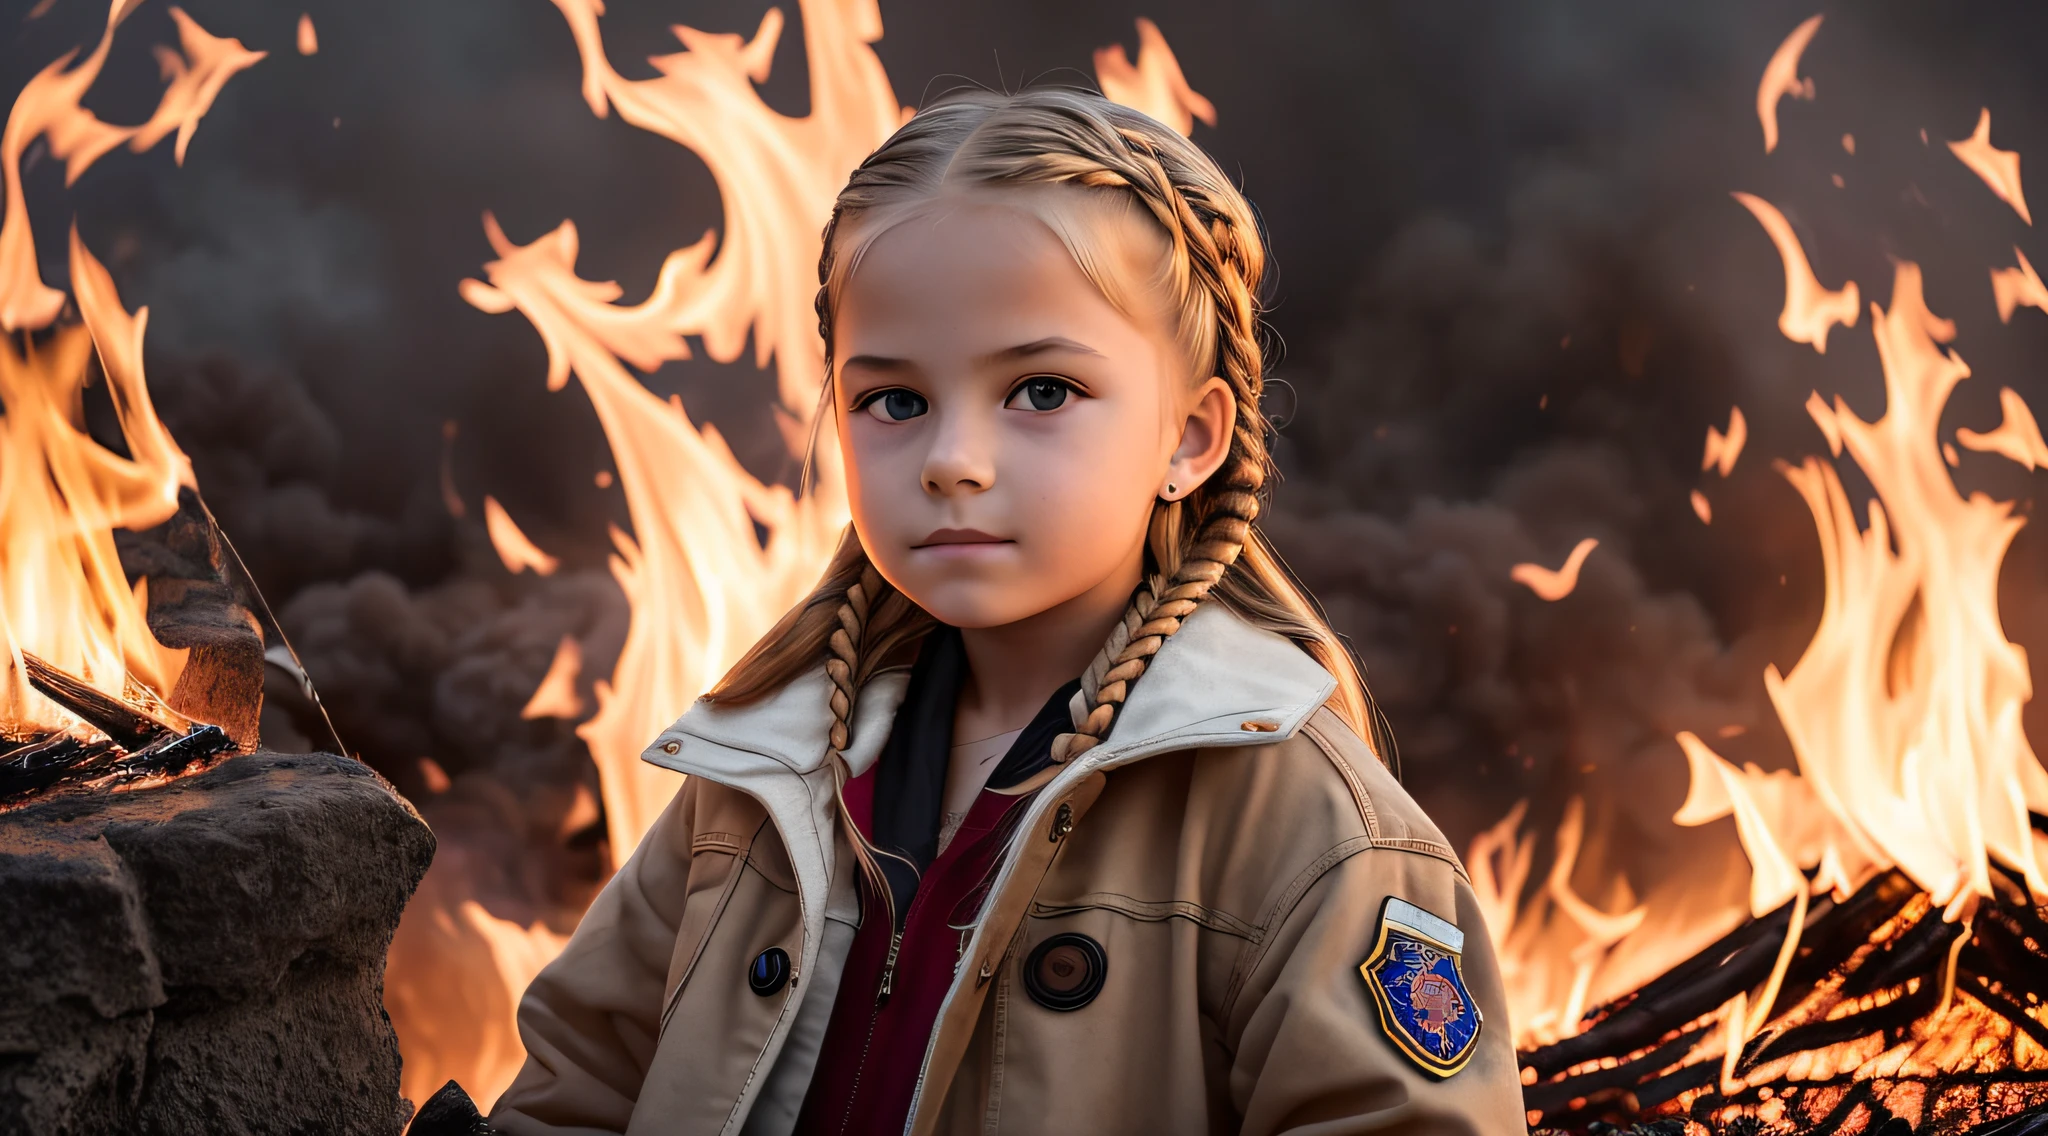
980, 336, 1104, 365
840, 336, 1104, 374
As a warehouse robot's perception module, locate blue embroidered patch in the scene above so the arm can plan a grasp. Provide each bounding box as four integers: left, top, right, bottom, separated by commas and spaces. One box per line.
1359, 897, 1482, 1078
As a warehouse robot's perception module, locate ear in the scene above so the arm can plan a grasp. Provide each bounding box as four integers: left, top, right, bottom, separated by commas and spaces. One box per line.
1161, 376, 1236, 499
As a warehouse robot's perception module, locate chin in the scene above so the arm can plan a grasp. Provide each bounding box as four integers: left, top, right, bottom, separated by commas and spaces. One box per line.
901, 582, 1052, 630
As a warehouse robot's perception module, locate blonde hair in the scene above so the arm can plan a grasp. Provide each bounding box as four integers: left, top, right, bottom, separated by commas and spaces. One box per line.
709, 89, 1381, 899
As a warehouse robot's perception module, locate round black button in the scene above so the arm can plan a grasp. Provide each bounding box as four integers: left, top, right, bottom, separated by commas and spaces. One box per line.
1022, 932, 1106, 1011
749, 947, 790, 996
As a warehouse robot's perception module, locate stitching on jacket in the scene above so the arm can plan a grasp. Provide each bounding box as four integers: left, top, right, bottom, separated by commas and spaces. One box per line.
1026, 891, 1262, 941
982, 931, 1016, 1136
1219, 835, 1376, 1023
720, 812, 812, 1134
1299, 714, 1383, 841
1299, 715, 1464, 876
659, 817, 766, 1033
692, 831, 746, 855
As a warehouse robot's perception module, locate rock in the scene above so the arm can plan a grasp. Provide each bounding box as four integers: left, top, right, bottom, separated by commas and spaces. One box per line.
118, 489, 268, 752
0, 751, 435, 1135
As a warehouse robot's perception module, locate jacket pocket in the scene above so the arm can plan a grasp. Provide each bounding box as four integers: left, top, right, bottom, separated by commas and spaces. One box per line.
661, 833, 748, 1028
1027, 891, 1261, 941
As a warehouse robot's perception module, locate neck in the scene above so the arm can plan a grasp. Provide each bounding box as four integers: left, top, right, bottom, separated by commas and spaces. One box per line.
952, 556, 1144, 741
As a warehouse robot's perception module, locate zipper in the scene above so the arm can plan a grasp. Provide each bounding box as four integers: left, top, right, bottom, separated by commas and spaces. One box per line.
839, 878, 926, 1134
877, 927, 905, 1004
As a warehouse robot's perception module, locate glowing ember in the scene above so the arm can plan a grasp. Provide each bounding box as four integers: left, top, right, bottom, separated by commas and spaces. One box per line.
1949, 108, 2032, 226
1690, 490, 1714, 525
297, 14, 317, 56
1511, 538, 1599, 602
1732, 191, 1859, 353
1703, 406, 1748, 477
1093, 18, 1215, 137
1756, 14, 1822, 155
482, 496, 559, 577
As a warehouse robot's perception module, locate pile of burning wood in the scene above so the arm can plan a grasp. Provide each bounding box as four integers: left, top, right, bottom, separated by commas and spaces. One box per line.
1524, 868, 2048, 1133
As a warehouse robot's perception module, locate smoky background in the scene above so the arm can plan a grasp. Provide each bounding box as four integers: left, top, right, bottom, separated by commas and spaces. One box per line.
7, 0, 2048, 928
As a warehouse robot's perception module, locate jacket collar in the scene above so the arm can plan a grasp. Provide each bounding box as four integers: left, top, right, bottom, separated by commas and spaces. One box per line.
641, 600, 1339, 784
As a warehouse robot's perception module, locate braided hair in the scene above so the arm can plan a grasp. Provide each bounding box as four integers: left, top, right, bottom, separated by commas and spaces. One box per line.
713, 88, 1380, 802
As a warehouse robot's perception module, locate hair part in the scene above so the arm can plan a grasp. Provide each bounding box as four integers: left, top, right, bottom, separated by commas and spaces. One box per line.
712, 87, 1382, 797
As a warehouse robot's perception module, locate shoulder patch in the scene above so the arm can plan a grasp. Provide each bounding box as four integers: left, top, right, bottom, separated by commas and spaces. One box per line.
1359, 897, 1483, 1077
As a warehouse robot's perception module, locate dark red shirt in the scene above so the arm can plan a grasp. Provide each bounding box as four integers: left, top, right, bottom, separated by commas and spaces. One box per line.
794, 628, 1075, 1136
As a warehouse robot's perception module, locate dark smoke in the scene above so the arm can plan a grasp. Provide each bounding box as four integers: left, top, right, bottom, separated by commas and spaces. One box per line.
12, 0, 2048, 926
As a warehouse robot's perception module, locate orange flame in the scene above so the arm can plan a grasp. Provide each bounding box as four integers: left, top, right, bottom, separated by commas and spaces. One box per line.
482, 495, 560, 577
0, 229, 195, 731
1757, 262, 2048, 906
1690, 489, 1714, 524
1093, 18, 1216, 137
0, 2, 255, 734
0, 1, 265, 331
1510, 537, 1598, 601
297, 14, 317, 56
1949, 108, 2032, 225
1491, 74, 2048, 1053
1956, 387, 2048, 470
1703, 405, 1748, 477
1990, 247, 2048, 323
520, 636, 584, 720
402, 1, 1223, 1097
1733, 191, 1860, 353
1756, 14, 1822, 154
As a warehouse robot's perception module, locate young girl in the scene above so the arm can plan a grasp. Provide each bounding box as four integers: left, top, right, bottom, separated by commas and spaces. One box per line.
491, 89, 1524, 1135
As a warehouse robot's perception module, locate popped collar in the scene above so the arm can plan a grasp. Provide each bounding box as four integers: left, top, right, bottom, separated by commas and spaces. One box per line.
638, 602, 1337, 1134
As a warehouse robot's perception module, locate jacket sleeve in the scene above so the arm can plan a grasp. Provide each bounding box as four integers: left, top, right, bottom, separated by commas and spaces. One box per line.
490, 776, 700, 1136
1226, 843, 1528, 1135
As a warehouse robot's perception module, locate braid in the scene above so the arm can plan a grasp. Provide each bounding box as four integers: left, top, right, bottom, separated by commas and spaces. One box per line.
1048, 129, 1269, 764
821, 559, 915, 924
801, 90, 1364, 765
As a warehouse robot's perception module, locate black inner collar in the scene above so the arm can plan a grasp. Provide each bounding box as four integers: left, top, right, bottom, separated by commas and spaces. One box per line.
869, 625, 1079, 916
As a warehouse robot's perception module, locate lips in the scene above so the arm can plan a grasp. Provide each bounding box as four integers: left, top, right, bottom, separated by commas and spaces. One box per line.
913, 528, 1012, 548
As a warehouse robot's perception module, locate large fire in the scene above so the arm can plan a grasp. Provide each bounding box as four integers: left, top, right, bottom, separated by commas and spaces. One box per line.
0, 2, 258, 738
1493, 15, 2048, 1130
390, 0, 1218, 1108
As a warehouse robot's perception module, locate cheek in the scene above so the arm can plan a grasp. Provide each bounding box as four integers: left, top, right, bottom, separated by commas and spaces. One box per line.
1007, 413, 1161, 571
838, 418, 913, 525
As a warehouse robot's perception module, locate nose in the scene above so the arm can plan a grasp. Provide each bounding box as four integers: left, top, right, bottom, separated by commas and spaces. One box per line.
920, 404, 995, 497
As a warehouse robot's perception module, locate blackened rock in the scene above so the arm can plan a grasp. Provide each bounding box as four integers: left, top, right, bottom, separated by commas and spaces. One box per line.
0, 751, 435, 1135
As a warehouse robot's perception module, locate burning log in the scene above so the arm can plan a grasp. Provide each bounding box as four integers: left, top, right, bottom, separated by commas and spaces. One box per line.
0, 647, 234, 806
18, 649, 182, 749
1522, 868, 2048, 1134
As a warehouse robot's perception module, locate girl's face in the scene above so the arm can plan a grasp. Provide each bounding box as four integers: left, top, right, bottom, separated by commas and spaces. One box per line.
831, 198, 1232, 630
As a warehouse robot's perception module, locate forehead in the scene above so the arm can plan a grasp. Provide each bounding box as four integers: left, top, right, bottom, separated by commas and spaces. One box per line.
834, 198, 1163, 360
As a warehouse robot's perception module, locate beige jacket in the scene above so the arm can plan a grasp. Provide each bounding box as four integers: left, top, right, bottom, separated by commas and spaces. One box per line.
492, 605, 1527, 1135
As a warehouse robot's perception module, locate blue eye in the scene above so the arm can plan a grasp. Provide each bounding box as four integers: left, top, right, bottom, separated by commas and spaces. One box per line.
859, 388, 928, 422
1006, 377, 1072, 412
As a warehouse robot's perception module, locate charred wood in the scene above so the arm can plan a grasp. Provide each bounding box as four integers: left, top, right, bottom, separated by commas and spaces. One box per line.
1522, 896, 1808, 1079
1523, 1023, 1711, 1116
1738, 977, 1936, 1072
20, 651, 178, 750
0, 734, 116, 802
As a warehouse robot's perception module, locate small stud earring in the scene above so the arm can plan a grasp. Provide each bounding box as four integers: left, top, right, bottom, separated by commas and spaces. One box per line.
1165, 482, 1178, 497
